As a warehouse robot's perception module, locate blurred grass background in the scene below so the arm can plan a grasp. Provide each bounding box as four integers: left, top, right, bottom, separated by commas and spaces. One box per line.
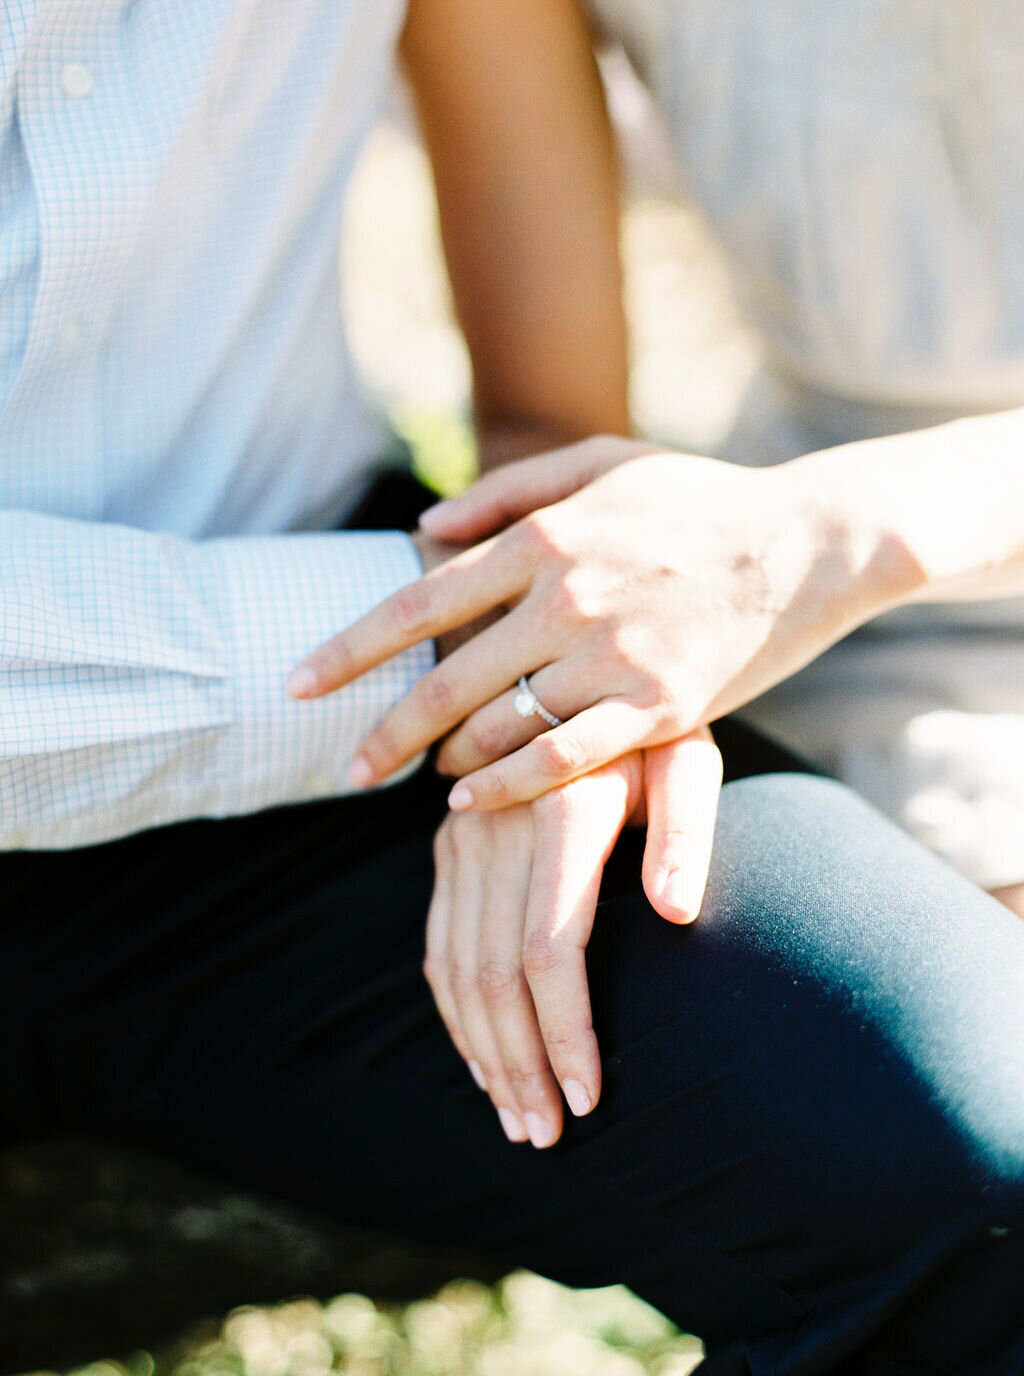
34, 53, 758, 1376
67, 1274, 705, 1376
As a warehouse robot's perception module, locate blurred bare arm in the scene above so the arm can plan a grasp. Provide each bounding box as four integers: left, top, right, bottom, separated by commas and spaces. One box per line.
400, 0, 630, 471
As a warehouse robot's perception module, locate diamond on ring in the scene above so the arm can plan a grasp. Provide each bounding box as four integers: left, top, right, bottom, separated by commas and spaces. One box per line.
514, 676, 563, 728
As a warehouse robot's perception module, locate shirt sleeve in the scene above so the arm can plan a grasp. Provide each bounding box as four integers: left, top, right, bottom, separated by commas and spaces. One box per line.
0, 510, 434, 849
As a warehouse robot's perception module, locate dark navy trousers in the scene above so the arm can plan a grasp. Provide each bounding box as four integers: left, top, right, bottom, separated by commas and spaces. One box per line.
2, 723, 1023, 1375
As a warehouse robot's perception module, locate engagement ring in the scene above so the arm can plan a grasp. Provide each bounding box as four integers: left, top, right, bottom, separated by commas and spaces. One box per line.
513, 676, 563, 728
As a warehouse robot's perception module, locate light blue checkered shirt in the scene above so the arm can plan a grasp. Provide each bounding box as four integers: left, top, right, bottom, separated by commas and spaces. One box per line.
0, 0, 432, 849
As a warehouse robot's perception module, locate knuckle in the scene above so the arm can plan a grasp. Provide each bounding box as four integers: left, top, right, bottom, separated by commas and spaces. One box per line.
447, 817, 481, 859
507, 1061, 550, 1092
535, 786, 575, 826
476, 959, 524, 1006
415, 669, 456, 719
321, 635, 356, 680
543, 1021, 593, 1057
436, 740, 468, 778
392, 582, 433, 636
448, 962, 477, 1001
534, 731, 586, 777
361, 724, 398, 772
475, 1056, 504, 1088
422, 954, 443, 989
521, 935, 565, 981
469, 714, 509, 759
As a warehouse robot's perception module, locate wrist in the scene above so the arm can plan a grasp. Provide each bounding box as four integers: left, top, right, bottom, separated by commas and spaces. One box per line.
790, 408, 1024, 614
775, 444, 926, 637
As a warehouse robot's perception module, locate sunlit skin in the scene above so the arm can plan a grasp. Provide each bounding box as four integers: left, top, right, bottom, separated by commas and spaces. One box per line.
289, 438, 911, 800
295, 409, 1024, 807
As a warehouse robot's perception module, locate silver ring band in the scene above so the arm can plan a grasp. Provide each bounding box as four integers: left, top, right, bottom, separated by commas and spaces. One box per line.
514, 676, 563, 728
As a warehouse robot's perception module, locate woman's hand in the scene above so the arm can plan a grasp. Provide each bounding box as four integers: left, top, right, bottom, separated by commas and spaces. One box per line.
427, 727, 722, 1148
290, 438, 908, 808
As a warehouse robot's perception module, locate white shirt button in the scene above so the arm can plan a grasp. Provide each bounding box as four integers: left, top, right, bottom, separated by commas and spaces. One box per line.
57, 318, 85, 355
62, 63, 94, 99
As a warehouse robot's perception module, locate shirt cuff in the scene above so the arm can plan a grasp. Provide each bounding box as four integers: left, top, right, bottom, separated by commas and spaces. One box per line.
207, 530, 434, 819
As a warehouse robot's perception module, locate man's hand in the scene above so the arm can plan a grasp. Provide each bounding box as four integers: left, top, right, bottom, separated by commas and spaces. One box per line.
426, 727, 722, 1148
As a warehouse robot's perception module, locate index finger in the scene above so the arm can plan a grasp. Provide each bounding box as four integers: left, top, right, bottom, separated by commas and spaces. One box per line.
286, 534, 520, 698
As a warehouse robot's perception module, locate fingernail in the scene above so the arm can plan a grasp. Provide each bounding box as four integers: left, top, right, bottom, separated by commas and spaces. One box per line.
562, 1079, 592, 1117
660, 868, 700, 923
523, 1112, 557, 1149
448, 784, 474, 812
498, 1108, 528, 1143
348, 756, 375, 789
418, 500, 452, 531
286, 666, 318, 698
468, 1060, 487, 1091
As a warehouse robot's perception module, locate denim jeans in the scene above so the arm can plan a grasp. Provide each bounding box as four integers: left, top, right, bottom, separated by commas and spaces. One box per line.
2, 726, 1022, 1375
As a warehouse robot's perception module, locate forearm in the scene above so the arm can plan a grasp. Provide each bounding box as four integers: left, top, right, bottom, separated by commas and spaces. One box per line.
403, 0, 630, 473
785, 405, 1024, 627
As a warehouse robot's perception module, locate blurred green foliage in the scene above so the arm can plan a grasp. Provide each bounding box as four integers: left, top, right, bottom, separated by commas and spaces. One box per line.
391, 402, 478, 498
53, 1273, 703, 1376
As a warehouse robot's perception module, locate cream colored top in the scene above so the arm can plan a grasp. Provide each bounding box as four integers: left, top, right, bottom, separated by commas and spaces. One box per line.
590, 0, 1024, 888
594, 0, 1024, 416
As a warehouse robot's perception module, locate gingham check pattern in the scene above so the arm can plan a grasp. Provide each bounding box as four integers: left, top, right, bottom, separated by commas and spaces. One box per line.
0, 0, 432, 849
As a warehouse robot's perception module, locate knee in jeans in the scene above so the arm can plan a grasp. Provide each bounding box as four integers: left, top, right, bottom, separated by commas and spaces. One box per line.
695, 771, 1024, 1214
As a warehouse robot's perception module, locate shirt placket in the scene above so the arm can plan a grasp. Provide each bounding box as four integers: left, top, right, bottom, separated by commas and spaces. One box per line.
5, 0, 152, 517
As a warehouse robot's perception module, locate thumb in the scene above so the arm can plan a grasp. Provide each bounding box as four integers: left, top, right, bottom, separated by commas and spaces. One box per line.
641, 727, 723, 925
418, 437, 642, 542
